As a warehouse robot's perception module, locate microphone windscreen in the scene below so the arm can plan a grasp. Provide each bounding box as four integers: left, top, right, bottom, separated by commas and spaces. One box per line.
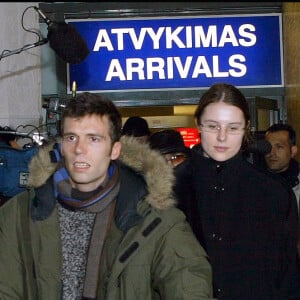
248, 140, 272, 155
47, 22, 90, 64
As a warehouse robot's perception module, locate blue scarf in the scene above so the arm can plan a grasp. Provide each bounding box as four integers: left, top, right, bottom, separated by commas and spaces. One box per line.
52, 143, 120, 212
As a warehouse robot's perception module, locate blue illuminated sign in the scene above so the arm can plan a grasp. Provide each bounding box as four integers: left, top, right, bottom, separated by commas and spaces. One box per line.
67, 14, 283, 93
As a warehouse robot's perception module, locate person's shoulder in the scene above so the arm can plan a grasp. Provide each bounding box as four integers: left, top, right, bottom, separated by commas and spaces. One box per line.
247, 160, 280, 181
156, 204, 187, 220
0, 190, 32, 227
248, 161, 294, 195
138, 204, 195, 243
189, 152, 210, 168
1, 190, 32, 208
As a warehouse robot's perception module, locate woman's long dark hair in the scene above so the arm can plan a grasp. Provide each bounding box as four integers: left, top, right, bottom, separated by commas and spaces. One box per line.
194, 83, 252, 150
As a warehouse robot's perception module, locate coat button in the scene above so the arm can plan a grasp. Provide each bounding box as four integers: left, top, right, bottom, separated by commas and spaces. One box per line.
216, 288, 222, 297
216, 164, 222, 173
211, 233, 223, 241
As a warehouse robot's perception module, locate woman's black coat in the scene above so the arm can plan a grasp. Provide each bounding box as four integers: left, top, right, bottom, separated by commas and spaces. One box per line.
191, 152, 299, 300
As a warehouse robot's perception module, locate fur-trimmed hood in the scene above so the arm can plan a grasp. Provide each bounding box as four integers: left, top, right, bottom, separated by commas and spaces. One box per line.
28, 135, 176, 210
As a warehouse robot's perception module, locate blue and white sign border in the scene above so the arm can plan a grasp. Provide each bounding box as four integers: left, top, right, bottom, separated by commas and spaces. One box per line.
67, 13, 283, 94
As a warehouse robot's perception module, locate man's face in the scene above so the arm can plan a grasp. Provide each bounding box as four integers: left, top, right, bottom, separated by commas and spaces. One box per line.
265, 130, 297, 173
61, 114, 121, 192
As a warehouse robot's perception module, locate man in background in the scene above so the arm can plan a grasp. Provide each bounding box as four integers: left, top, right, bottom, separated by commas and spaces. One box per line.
265, 123, 300, 263
121, 116, 150, 144
0, 126, 37, 205
265, 123, 300, 210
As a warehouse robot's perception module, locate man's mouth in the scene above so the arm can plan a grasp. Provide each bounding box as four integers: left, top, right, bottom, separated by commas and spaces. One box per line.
74, 162, 90, 168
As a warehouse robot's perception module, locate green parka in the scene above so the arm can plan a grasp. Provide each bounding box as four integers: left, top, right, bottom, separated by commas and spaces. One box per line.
0, 136, 213, 300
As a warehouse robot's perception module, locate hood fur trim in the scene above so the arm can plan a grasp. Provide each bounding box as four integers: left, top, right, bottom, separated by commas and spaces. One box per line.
28, 136, 176, 210
118, 136, 176, 210
28, 142, 57, 188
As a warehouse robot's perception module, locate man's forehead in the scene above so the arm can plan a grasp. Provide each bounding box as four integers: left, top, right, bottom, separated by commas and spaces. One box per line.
266, 130, 289, 139
266, 130, 290, 145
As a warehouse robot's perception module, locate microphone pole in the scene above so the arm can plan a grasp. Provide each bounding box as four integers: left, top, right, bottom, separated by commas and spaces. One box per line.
0, 6, 89, 63
0, 38, 48, 61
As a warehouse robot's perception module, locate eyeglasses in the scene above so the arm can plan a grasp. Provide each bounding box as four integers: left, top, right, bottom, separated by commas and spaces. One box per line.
164, 153, 187, 167
199, 123, 245, 135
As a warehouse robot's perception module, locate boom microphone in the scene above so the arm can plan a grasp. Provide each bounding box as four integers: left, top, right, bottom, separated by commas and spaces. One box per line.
34, 7, 90, 64
247, 139, 272, 155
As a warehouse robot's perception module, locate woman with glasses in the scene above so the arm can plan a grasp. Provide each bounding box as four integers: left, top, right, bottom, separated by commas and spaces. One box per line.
192, 83, 299, 300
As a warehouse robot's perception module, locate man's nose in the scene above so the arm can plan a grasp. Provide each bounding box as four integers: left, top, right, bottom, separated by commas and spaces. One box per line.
74, 138, 87, 154
267, 145, 276, 157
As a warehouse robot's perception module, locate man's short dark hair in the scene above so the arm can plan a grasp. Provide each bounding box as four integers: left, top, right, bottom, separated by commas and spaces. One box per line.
61, 92, 122, 143
266, 123, 296, 146
122, 116, 150, 137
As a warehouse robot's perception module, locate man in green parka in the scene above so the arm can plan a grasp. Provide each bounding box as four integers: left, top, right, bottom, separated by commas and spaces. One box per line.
0, 92, 213, 300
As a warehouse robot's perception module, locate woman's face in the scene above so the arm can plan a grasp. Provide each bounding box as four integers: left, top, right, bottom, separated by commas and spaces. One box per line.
199, 102, 246, 162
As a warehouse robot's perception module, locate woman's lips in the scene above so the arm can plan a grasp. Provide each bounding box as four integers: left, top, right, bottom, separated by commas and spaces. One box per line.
214, 146, 228, 152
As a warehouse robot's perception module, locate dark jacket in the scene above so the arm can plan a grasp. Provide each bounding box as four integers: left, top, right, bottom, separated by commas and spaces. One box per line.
0, 136, 213, 300
173, 152, 199, 236
275, 158, 300, 211
279, 158, 300, 188
191, 152, 299, 300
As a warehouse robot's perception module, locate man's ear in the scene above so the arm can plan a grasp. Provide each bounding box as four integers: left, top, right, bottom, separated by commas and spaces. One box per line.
291, 145, 298, 158
111, 141, 122, 160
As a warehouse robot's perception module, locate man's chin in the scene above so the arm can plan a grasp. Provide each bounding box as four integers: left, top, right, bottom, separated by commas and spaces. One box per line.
269, 167, 282, 173
69, 175, 90, 186
266, 162, 277, 169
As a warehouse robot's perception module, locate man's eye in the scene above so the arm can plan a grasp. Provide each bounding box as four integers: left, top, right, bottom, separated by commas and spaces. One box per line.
90, 136, 100, 142
64, 135, 76, 142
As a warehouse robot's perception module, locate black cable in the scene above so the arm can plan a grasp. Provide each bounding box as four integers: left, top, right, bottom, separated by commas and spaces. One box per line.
16, 124, 41, 141
0, 6, 48, 61
21, 6, 43, 42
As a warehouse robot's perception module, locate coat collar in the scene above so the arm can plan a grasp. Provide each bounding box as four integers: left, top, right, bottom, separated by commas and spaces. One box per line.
277, 158, 300, 188
28, 136, 176, 210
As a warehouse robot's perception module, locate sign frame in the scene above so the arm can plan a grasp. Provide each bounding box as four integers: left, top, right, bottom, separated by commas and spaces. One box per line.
66, 13, 284, 94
